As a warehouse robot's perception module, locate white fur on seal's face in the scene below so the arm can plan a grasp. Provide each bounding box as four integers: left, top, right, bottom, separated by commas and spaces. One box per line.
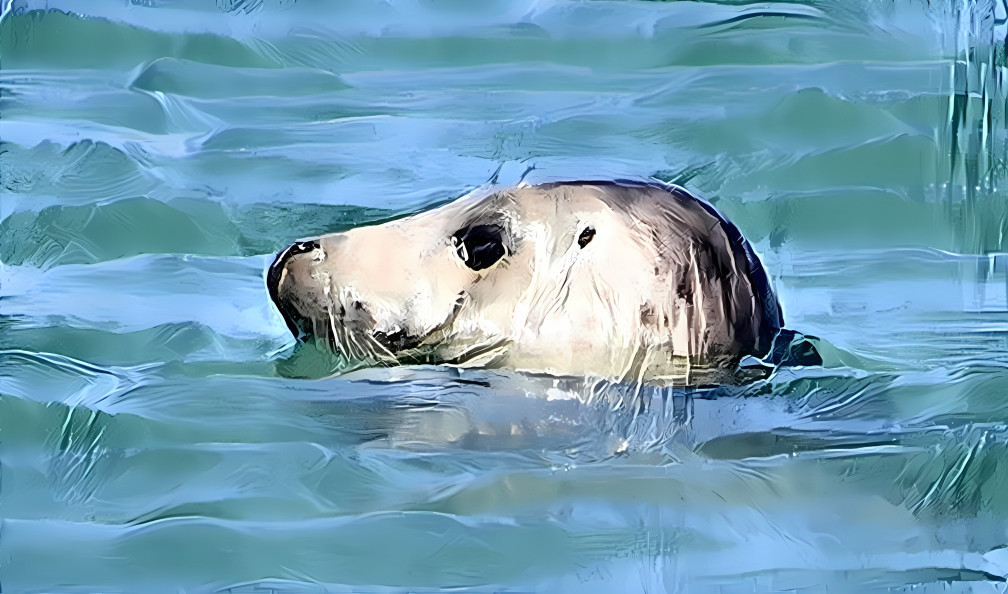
269, 181, 778, 385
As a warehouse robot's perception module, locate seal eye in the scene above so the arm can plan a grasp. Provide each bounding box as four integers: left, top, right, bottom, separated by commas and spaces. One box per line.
577, 227, 595, 248
451, 224, 507, 271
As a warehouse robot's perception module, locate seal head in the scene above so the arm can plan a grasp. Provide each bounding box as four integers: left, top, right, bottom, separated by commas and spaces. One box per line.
268, 181, 787, 385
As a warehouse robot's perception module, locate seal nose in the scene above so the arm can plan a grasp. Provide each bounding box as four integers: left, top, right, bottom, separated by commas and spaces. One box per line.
267, 240, 320, 337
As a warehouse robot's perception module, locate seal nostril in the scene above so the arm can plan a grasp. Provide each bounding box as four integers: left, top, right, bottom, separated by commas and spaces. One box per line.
267, 239, 321, 337
267, 241, 320, 297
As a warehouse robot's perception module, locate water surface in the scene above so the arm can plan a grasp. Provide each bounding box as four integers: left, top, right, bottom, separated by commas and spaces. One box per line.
2, 0, 1008, 591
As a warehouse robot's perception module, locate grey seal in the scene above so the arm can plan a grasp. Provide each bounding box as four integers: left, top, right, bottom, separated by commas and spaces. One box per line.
267, 180, 817, 385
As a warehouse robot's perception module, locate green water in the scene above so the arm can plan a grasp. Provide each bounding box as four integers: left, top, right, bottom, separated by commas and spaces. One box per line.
2, 1, 1008, 592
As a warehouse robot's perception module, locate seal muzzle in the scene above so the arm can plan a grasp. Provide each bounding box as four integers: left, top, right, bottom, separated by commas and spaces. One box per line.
267, 240, 321, 339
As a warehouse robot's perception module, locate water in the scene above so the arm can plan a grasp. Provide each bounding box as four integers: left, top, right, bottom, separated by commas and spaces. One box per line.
2, 0, 1008, 591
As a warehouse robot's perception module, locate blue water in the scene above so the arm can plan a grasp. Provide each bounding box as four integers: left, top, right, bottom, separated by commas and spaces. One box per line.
3, 1, 1008, 591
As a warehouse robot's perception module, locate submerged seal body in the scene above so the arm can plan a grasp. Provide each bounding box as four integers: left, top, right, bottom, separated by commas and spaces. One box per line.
267, 180, 789, 385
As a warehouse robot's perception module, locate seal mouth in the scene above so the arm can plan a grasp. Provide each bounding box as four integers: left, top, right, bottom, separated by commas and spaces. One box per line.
372, 327, 425, 352
367, 291, 469, 360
